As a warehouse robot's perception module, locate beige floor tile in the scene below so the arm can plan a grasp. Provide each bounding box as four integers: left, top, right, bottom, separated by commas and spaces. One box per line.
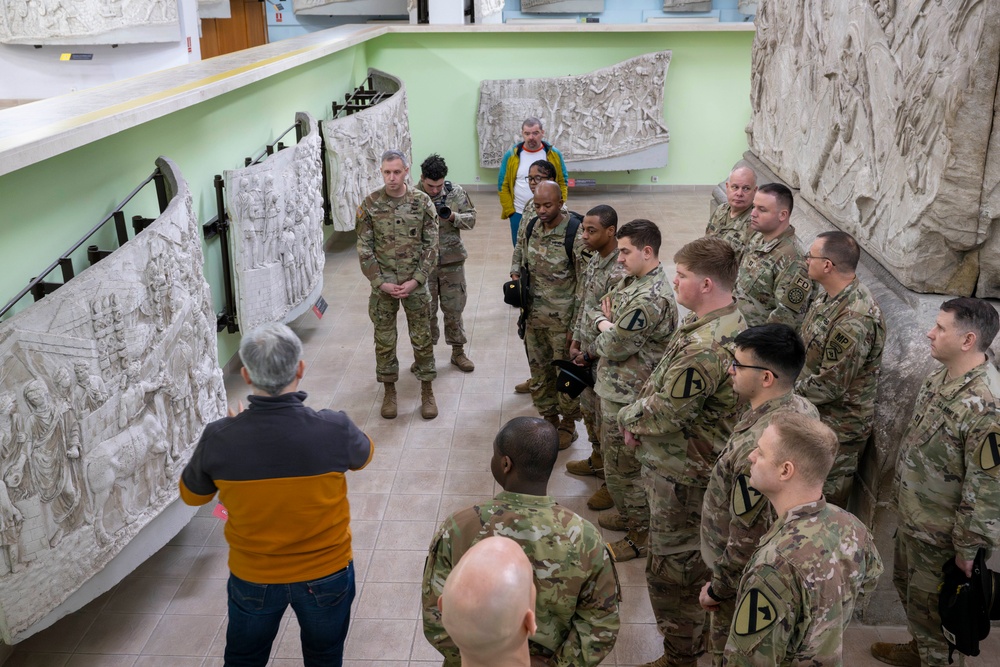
373, 521, 438, 551
403, 448, 450, 471
13, 612, 96, 654
390, 470, 446, 495
366, 549, 428, 584
75, 613, 161, 655
344, 618, 416, 660
104, 577, 184, 615
164, 578, 228, 616
383, 493, 440, 522
4, 655, 72, 667
65, 655, 137, 667
139, 615, 223, 656
346, 493, 389, 521
446, 447, 493, 471
354, 582, 421, 620
442, 470, 496, 496
133, 657, 203, 666
184, 547, 230, 580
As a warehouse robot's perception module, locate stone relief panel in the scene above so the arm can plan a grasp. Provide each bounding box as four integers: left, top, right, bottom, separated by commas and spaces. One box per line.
292, 0, 405, 15
0, 157, 225, 643
225, 112, 326, 331
747, 0, 1000, 296
477, 52, 671, 171
474, 0, 503, 19
975, 93, 1000, 297
321, 70, 412, 232
662, 0, 710, 12
520, 0, 603, 12
737, 0, 755, 17
0, 0, 180, 44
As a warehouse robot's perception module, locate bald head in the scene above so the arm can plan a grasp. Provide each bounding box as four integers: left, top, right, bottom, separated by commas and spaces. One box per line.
439, 536, 536, 663
533, 180, 564, 227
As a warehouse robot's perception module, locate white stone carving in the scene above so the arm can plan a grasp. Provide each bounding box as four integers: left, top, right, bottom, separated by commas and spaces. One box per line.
520, 0, 603, 12
477, 52, 671, 172
747, 0, 1000, 296
0, 156, 225, 642
225, 112, 326, 331
292, 0, 406, 15
737, 0, 755, 18
321, 70, 412, 232
662, 0, 710, 11
0, 0, 180, 45
474, 0, 503, 19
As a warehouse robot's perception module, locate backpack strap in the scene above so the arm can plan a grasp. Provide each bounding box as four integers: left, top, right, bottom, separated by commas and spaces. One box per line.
564, 212, 583, 263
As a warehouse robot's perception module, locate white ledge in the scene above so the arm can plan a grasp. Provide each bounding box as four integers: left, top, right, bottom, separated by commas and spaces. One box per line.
0, 22, 753, 178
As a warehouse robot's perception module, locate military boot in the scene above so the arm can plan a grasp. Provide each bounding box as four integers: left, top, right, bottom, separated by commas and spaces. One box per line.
514, 379, 531, 394
566, 450, 604, 477
598, 511, 629, 531
420, 381, 438, 420
608, 527, 648, 562
587, 483, 614, 510
870, 639, 920, 667
450, 346, 475, 373
381, 382, 397, 420
557, 417, 579, 450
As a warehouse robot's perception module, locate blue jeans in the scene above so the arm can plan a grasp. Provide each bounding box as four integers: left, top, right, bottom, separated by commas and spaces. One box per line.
509, 212, 522, 246
224, 562, 355, 667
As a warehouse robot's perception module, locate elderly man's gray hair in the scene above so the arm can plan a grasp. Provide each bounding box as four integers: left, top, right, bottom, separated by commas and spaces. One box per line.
381, 149, 409, 167
239, 322, 303, 396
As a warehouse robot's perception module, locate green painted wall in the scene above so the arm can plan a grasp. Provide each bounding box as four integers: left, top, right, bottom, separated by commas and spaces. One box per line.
0, 28, 752, 363
365, 30, 753, 186
0, 46, 368, 364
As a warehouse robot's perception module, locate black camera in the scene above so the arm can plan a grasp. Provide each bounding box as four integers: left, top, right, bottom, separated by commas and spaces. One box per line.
435, 201, 452, 219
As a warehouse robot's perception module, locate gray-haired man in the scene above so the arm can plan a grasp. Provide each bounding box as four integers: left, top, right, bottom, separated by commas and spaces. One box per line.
356, 149, 440, 420
180, 322, 374, 666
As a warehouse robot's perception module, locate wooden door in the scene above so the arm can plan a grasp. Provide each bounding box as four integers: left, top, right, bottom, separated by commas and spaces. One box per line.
200, 0, 268, 60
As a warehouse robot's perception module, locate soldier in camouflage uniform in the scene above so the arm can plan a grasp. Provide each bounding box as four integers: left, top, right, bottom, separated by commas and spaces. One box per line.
415, 154, 477, 373
421, 417, 621, 667
871, 298, 1000, 667
734, 183, 814, 329
355, 149, 439, 420
617, 237, 746, 667
797, 231, 886, 507
705, 164, 756, 262
725, 413, 883, 665
698, 324, 817, 666
589, 219, 677, 563
566, 205, 623, 510
510, 181, 587, 447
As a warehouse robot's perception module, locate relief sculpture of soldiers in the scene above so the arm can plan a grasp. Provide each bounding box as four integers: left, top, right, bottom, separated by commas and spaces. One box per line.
225, 112, 326, 332
0, 157, 226, 642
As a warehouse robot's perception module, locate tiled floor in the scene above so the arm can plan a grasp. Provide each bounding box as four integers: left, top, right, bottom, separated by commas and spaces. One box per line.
7, 188, 1000, 666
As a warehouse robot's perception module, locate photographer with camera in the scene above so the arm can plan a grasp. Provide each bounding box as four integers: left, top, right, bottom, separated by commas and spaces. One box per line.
416, 154, 477, 373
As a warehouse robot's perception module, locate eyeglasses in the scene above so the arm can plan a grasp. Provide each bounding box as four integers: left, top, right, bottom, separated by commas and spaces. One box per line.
525, 175, 545, 184
803, 254, 836, 266
730, 359, 779, 378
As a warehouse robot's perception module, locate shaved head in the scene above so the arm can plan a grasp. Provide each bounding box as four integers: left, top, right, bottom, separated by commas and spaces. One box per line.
440, 536, 536, 662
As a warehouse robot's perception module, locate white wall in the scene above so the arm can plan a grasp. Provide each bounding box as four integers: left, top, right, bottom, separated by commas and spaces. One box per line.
0, 0, 200, 101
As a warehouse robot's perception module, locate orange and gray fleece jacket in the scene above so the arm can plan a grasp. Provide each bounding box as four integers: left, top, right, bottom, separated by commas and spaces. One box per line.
180, 391, 374, 584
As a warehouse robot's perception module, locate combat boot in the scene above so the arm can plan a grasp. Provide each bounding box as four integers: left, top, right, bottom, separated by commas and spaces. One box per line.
608, 527, 648, 562
870, 639, 920, 667
420, 381, 438, 420
587, 483, 614, 510
381, 382, 397, 420
450, 346, 475, 373
557, 417, 579, 450
598, 512, 629, 531
514, 379, 531, 394
566, 450, 604, 477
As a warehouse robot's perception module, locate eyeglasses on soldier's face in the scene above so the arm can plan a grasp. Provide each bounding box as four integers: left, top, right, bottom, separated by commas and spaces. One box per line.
729, 359, 779, 379
803, 254, 836, 266
525, 175, 545, 184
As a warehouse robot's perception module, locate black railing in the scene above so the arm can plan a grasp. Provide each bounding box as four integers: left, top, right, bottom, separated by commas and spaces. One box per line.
331, 75, 386, 118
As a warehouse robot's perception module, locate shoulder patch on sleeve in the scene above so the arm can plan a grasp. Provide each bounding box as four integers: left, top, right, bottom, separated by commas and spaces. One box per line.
980, 433, 1000, 471
732, 473, 765, 517
787, 287, 806, 305
793, 275, 812, 291
734, 587, 778, 636
670, 368, 707, 399
618, 308, 649, 332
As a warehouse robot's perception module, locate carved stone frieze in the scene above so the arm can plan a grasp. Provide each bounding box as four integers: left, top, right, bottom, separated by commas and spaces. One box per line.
736, 0, 756, 17
520, 0, 603, 12
0, 0, 180, 44
321, 70, 412, 232
662, 0, 711, 12
747, 0, 1000, 295
224, 112, 326, 331
477, 52, 671, 172
0, 157, 225, 642
474, 0, 503, 19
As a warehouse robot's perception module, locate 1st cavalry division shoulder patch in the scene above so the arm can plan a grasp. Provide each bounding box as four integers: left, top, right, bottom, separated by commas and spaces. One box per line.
734, 587, 777, 636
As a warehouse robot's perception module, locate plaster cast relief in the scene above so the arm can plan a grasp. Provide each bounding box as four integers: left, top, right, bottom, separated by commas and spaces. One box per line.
321, 70, 412, 232
225, 112, 325, 331
477, 52, 671, 171
0, 157, 225, 642
474, 0, 503, 18
662, 0, 710, 11
520, 0, 603, 11
0, 0, 179, 44
737, 0, 755, 17
747, 0, 1000, 295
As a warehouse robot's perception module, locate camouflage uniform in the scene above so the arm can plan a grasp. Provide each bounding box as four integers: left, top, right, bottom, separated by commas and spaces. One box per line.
724, 499, 883, 665
734, 226, 813, 329
893, 361, 1000, 666
617, 303, 746, 664
574, 248, 626, 457
796, 277, 886, 506
510, 200, 569, 272
593, 265, 677, 531
416, 181, 477, 346
705, 202, 753, 263
355, 186, 439, 382
700, 393, 818, 665
421, 491, 621, 667
511, 212, 588, 419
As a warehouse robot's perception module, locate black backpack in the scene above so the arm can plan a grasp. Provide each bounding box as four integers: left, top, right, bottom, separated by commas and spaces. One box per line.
523, 210, 584, 263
